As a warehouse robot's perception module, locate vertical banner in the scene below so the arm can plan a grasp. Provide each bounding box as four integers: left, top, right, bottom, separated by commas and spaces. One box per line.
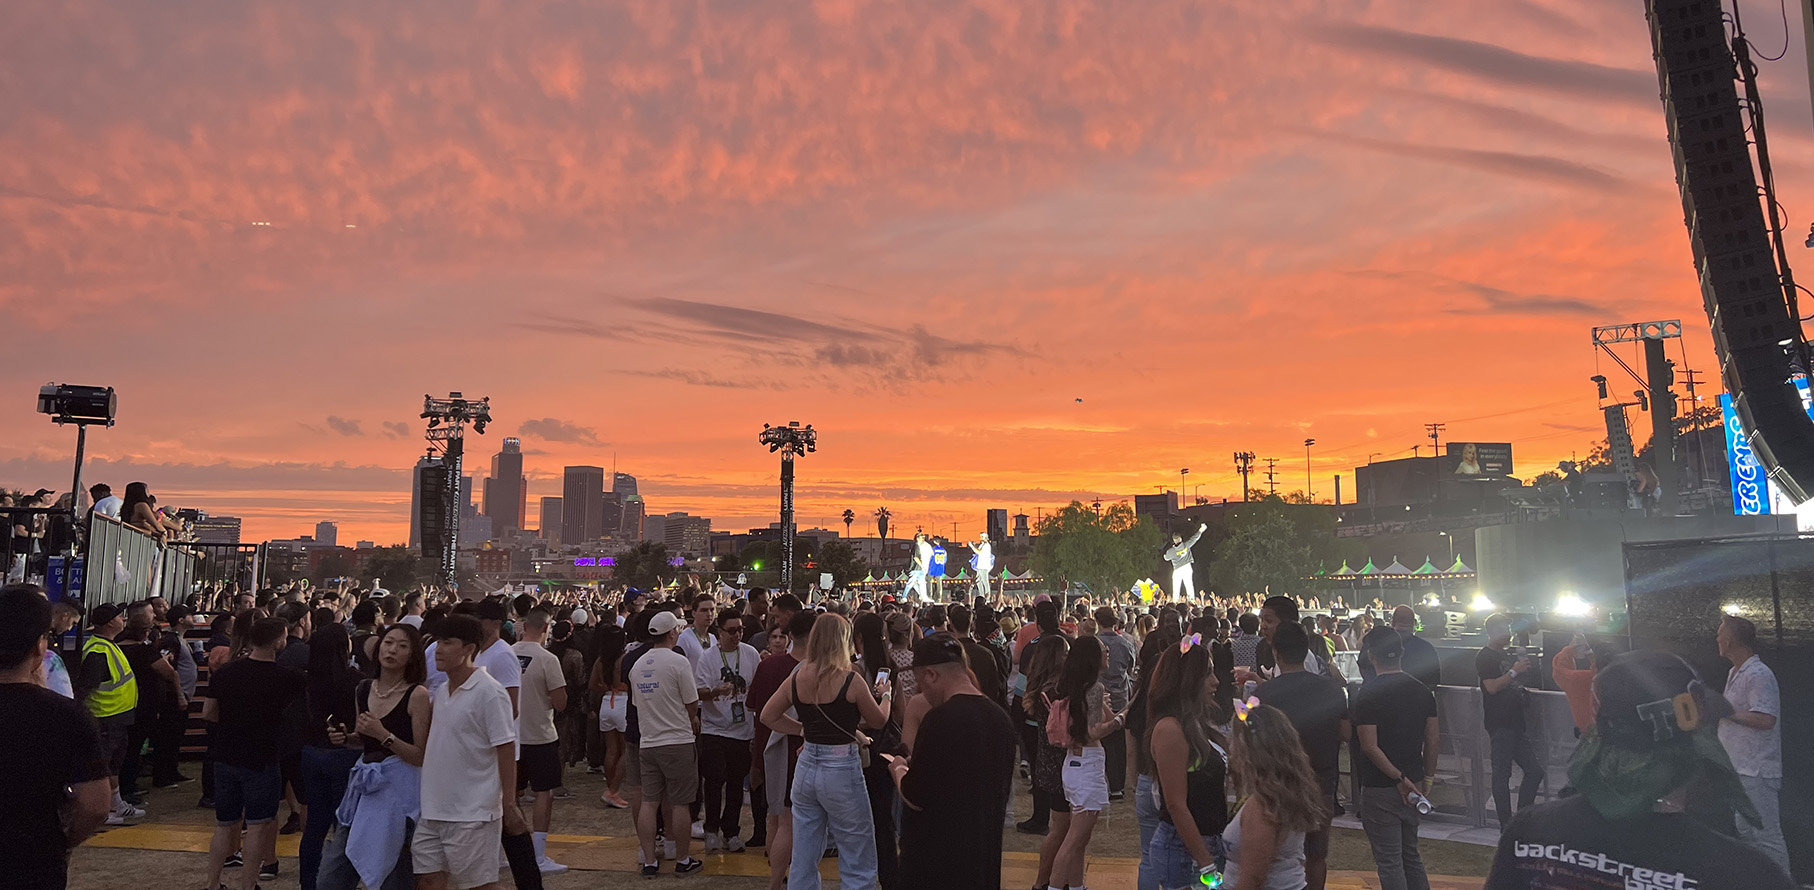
1721, 394, 1770, 515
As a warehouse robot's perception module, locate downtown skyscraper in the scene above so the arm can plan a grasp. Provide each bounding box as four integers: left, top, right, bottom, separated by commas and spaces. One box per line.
562, 466, 605, 545
484, 437, 527, 536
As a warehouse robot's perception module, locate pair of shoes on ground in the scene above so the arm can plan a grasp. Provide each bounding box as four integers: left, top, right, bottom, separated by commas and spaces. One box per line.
219, 855, 278, 880
702, 834, 746, 853
105, 801, 147, 826
643, 858, 704, 878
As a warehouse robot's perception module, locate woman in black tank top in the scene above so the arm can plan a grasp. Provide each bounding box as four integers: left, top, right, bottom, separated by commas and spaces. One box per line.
329, 624, 431, 767
1142, 640, 1230, 889
759, 614, 894, 890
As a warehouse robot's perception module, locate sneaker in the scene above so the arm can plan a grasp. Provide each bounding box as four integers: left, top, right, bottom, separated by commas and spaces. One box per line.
259, 861, 279, 880
1015, 819, 1048, 836
552, 786, 573, 800
690, 819, 705, 840
537, 856, 569, 875
154, 775, 194, 788
674, 858, 704, 876
642, 864, 661, 879
587, 764, 605, 774
602, 791, 629, 809
1108, 790, 1125, 802
222, 853, 244, 869
662, 839, 677, 860
518, 791, 537, 806
114, 802, 147, 821
745, 833, 765, 849
704, 835, 722, 854
724, 835, 745, 853
104, 812, 127, 826
277, 812, 301, 835
197, 797, 215, 809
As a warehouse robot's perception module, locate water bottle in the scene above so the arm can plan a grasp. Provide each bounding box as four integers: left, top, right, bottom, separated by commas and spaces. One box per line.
1407, 791, 1433, 815
1198, 864, 1224, 888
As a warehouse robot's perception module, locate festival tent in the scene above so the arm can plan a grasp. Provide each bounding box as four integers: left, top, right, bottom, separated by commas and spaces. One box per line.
1381, 558, 1413, 577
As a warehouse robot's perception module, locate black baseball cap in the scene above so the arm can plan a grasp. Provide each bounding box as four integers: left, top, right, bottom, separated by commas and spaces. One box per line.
89, 602, 124, 628
474, 598, 508, 621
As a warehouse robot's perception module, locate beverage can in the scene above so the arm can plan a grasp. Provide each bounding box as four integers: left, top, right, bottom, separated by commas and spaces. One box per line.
1407, 791, 1433, 815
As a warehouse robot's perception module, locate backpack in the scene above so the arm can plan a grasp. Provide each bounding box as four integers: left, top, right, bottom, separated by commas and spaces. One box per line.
1042, 692, 1072, 747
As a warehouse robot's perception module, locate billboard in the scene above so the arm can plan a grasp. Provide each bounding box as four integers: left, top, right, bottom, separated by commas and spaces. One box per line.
1722, 394, 1771, 515
1446, 442, 1513, 477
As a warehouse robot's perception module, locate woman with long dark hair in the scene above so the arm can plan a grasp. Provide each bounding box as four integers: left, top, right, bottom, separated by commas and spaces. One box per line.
318, 622, 431, 890
852, 610, 900, 890
1050, 634, 1121, 890
588, 623, 630, 808
1142, 641, 1229, 889
1024, 633, 1072, 890
1224, 704, 1324, 890
299, 623, 362, 890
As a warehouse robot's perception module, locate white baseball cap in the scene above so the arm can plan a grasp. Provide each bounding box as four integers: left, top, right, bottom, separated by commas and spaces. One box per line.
648, 610, 682, 636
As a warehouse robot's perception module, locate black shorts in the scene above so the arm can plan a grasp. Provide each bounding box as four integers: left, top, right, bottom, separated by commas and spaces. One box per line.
97, 713, 133, 777
518, 741, 563, 792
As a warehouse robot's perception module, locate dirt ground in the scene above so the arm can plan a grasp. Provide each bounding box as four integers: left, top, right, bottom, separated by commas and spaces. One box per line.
69, 763, 1493, 889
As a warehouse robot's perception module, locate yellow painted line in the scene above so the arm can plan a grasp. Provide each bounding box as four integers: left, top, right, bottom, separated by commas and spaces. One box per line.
85, 821, 1479, 890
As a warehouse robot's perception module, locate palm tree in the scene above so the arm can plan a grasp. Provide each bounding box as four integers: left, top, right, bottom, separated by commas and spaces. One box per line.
874, 507, 891, 540
841, 508, 856, 539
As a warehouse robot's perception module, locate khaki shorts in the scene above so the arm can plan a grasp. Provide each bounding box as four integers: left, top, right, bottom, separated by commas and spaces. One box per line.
624, 744, 641, 791
639, 742, 698, 807
412, 818, 501, 890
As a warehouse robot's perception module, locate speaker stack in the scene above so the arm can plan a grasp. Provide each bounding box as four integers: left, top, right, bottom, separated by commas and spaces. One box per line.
1645, 0, 1814, 503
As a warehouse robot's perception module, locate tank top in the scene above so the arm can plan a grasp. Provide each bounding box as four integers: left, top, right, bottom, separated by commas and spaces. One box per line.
1158, 738, 1229, 836
1221, 800, 1307, 890
356, 680, 420, 762
793, 671, 861, 745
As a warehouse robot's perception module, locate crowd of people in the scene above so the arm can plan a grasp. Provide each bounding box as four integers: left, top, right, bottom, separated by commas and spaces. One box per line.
0, 574, 1797, 890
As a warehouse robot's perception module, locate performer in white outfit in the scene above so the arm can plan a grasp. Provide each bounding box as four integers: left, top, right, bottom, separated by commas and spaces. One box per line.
905, 532, 933, 603
969, 533, 995, 599
1163, 523, 1207, 601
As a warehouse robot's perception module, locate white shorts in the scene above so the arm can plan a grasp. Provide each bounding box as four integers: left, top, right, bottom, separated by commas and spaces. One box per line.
1062, 746, 1110, 813
412, 818, 501, 890
599, 690, 627, 733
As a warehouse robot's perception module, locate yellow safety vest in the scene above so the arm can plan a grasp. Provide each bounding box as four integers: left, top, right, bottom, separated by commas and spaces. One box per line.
82, 635, 138, 718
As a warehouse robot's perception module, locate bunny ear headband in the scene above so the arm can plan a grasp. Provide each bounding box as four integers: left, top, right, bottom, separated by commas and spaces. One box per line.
1232, 696, 1261, 722
1179, 633, 1203, 654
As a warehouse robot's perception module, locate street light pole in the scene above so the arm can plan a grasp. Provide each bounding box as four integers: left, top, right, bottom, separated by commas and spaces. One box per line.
759, 421, 817, 593
1304, 439, 1316, 501
1179, 468, 1189, 509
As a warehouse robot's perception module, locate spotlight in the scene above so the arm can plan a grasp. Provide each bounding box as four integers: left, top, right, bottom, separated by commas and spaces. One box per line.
1723, 603, 1745, 616
1469, 592, 1496, 612
1554, 592, 1590, 617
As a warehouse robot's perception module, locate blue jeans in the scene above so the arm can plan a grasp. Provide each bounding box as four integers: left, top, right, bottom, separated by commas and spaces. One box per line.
299, 745, 361, 890
316, 818, 414, 890
789, 742, 877, 890
1136, 773, 1161, 890
1149, 821, 1222, 890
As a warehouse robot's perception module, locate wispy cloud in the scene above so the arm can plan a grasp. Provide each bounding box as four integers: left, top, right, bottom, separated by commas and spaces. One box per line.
1309, 23, 1654, 104
518, 417, 605, 446
325, 416, 363, 437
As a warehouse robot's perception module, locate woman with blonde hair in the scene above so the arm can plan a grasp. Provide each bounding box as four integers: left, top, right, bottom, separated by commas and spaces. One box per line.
761, 613, 892, 890
1224, 702, 1325, 890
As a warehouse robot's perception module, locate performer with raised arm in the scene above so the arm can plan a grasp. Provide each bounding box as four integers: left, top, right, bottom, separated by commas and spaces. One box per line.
969, 533, 995, 600
1164, 524, 1208, 601
905, 532, 933, 603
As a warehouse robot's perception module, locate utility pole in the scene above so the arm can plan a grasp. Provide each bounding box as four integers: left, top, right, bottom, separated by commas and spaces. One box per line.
1263, 458, 1280, 496
1425, 422, 1446, 455
1234, 452, 1256, 501
1179, 468, 1190, 508
1303, 439, 1316, 500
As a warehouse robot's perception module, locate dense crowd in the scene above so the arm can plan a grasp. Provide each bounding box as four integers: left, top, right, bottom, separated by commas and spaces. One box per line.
0, 576, 1796, 890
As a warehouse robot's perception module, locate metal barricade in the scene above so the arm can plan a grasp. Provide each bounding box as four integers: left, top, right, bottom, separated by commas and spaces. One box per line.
1426, 685, 1579, 828
83, 515, 199, 605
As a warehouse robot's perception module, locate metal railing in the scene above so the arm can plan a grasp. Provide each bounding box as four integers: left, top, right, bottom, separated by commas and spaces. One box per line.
83, 515, 199, 605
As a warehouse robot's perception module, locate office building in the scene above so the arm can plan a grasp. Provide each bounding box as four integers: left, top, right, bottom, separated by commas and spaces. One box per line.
540, 497, 563, 545
986, 508, 1008, 544
613, 472, 638, 499
621, 494, 645, 542
483, 437, 527, 536
600, 492, 623, 539
562, 466, 605, 545
315, 521, 338, 548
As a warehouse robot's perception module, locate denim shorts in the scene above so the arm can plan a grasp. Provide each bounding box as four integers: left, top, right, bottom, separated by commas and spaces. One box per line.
215, 761, 284, 825
1148, 820, 1222, 890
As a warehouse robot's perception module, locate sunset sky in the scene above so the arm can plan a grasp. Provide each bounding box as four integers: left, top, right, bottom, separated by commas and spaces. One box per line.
6, 0, 1812, 545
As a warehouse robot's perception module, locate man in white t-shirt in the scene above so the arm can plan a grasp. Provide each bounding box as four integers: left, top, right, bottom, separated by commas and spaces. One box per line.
1716, 615, 1789, 875
631, 610, 703, 878
512, 609, 569, 875
676, 591, 717, 672
694, 607, 761, 852
415, 615, 518, 890
88, 484, 123, 521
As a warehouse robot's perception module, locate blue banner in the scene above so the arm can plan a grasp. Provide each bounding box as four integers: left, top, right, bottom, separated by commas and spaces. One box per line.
1722, 394, 1770, 515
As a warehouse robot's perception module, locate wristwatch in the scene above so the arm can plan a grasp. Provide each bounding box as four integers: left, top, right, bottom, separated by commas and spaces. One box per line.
381, 734, 397, 749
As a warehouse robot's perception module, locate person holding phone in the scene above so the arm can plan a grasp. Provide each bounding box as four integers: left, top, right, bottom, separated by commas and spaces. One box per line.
695, 607, 761, 853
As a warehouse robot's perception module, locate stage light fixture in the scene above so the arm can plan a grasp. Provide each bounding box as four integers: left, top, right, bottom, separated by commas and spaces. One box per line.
1469, 592, 1495, 612
1554, 592, 1590, 617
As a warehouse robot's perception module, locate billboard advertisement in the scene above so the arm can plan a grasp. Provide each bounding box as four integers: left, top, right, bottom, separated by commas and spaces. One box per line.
1721, 393, 1770, 516
1446, 442, 1513, 477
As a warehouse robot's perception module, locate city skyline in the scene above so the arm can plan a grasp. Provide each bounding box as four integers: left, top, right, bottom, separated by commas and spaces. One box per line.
6, 0, 1805, 544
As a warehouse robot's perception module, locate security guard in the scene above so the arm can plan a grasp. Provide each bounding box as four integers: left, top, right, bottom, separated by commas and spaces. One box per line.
78, 602, 143, 823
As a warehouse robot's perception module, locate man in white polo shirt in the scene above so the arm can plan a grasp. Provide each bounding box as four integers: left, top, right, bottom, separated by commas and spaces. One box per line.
632, 609, 703, 878
416, 614, 517, 890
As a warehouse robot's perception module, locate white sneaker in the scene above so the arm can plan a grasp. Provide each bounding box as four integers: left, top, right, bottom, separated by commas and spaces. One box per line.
690, 819, 705, 840
114, 802, 146, 820
104, 812, 127, 826
704, 835, 723, 854
662, 839, 677, 860
724, 835, 745, 853
537, 856, 569, 875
